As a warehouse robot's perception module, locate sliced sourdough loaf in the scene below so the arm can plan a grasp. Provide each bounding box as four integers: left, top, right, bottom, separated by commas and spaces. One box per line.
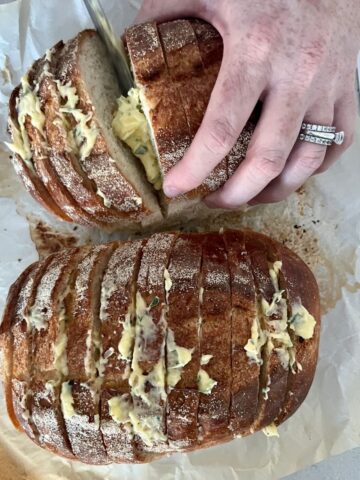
0, 230, 320, 463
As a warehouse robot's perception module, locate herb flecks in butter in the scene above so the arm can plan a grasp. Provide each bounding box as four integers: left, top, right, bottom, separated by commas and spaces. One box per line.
262, 422, 279, 437
289, 303, 316, 340
167, 329, 193, 388
197, 368, 217, 395
112, 88, 162, 189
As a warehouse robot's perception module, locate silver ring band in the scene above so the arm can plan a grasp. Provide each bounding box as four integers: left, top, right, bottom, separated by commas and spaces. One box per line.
299, 122, 344, 146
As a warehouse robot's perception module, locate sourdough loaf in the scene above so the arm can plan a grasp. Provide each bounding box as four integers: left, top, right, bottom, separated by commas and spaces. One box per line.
6, 20, 259, 231
0, 229, 320, 464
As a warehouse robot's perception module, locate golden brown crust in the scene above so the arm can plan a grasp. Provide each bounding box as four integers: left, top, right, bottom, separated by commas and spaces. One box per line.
1, 230, 320, 463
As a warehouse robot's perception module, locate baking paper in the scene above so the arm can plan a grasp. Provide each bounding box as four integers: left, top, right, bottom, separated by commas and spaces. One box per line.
0, 1, 360, 478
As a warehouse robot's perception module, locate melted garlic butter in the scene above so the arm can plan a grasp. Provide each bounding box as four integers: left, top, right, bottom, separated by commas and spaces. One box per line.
53, 304, 68, 376
197, 368, 217, 395
244, 316, 267, 365
5, 75, 45, 170
118, 311, 135, 361
60, 381, 75, 418
167, 329, 193, 388
262, 422, 279, 437
289, 303, 316, 340
112, 88, 162, 190
108, 394, 131, 424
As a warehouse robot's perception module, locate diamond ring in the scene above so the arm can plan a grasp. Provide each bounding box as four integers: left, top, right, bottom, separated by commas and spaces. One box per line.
298, 123, 345, 146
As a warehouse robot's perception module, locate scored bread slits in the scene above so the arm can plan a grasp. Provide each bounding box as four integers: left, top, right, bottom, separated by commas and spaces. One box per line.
244, 231, 289, 431
198, 233, 232, 442
165, 234, 203, 449
27, 249, 82, 459
99, 240, 146, 463
62, 244, 116, 465
223, 230, 260, 436
272, 242, 321, 425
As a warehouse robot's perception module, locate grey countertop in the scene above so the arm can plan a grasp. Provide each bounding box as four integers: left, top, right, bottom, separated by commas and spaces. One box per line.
283, 448, 360, 480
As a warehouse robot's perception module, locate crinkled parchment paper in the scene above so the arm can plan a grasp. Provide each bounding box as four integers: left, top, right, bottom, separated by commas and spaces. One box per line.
0, 1, 360, 479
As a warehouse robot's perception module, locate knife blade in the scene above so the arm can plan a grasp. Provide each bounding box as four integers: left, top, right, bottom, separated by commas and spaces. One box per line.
83, 0, 134, 95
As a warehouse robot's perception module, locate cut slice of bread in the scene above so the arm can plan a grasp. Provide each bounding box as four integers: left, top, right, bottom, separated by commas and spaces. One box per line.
165, 234, 203, 449
223, 230, 260, 436
131, 232, 177, 453
43, 42, 126, 224
272, 241, 321, 425
60, 30, 162, 227
28, 51, 99, 226
7, 87, 72, 222
99, 240, 145, 463
244, 231, 289, 431
198, 233, 232, 442
62, 245, 115, 464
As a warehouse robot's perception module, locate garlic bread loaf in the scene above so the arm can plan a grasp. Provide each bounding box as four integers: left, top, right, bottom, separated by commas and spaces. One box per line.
6, 20, 259, 231
0, 230, 320, 464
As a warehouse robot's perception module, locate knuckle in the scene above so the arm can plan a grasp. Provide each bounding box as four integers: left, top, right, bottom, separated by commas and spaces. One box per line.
342, 131, 354, 150
297, 149, 325, 172
204, 117, 238, 155
249, 148, 286, 181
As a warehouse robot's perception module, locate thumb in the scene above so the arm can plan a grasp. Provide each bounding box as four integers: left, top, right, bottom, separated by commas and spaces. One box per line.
135, 0, 204, 23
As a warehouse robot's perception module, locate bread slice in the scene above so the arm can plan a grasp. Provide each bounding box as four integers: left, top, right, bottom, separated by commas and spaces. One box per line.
158, 20, 228, 197
28, 249, 83, 459
125, 23, 191, 180
131, 232, 177, 453
28, 50, 100, 226
62, 244, 116, 465
223, 230, 260, 436
0, 263, 36, 431
244, 231, 290, 432
198, 232, 232, 442
43, 42, 126, 225
271, 241, 321, 424
58, 30, 162, 228
7, 87, 72, 222
165, 234, 203, 449
99, 240, 146, 463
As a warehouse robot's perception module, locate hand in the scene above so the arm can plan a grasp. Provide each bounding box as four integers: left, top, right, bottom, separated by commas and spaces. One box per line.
136, 0, 359, 207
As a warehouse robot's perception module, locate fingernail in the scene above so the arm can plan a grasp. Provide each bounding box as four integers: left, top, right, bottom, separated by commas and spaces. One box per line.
163, 184, 181, 198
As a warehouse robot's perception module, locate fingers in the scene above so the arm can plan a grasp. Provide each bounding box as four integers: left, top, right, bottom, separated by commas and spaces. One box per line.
163, 52, 267, 197
315, 93, 356, 174
135, 0, 203, 23
249, 101, 334, 204
204, 86, 306, 208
